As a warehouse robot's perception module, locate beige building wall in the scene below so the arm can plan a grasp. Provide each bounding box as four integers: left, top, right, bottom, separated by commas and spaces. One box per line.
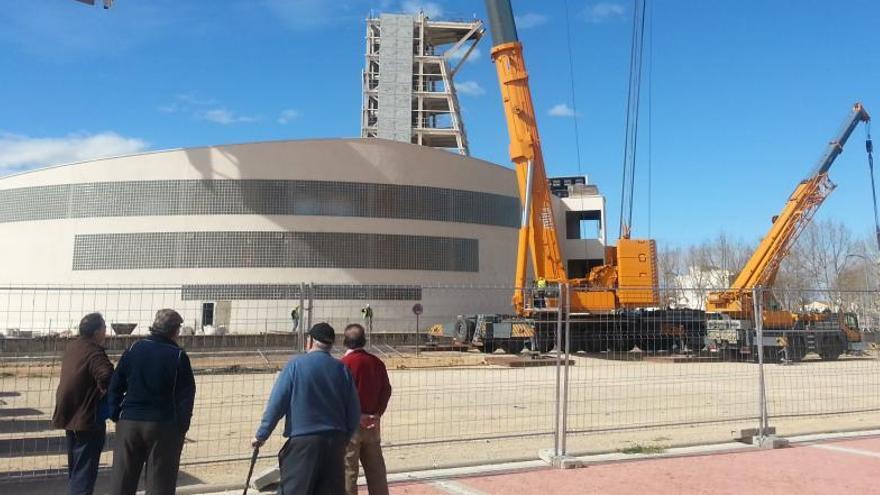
0, 138, 606, 335
0, 139, 520, 334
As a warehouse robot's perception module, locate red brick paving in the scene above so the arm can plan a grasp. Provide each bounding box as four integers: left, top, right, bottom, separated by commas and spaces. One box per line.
378, 437, 880, 495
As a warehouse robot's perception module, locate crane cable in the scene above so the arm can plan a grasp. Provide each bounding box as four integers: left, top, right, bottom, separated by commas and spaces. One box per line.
619, 0, 647, 239
866, 125, 880, 250
562, 0, 591, 264
562, 0, 583, 176
646, 0, 653, 238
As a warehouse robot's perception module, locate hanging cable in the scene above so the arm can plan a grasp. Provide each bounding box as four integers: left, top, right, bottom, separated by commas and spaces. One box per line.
866, 124, 880, 250
562, 0, 583, 176
646, 0, 654, 238
619, 0, 647, 239
562, 0, 591, 263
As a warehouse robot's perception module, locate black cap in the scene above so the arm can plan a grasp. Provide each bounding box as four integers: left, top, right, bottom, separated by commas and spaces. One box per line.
308, 322, 335, 345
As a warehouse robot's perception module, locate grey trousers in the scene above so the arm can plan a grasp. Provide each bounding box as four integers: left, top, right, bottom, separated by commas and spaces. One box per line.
109, 419, 185, 495
278, 432, 348, 495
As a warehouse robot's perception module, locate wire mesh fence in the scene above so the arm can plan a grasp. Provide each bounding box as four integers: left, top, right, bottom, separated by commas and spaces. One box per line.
759, 287, 880, 440
561, 286, 761, 456
1, 283, 880, 487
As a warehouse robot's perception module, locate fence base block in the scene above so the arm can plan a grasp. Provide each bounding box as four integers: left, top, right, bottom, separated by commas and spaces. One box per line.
755, 434, 790, 449
732, 427, 777, 444
732, 427, 788, 448
538, 449, 583, 469
252, 466, 280, 491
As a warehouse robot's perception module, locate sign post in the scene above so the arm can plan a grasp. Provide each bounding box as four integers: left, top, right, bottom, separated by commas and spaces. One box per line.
412, 303, 423, 356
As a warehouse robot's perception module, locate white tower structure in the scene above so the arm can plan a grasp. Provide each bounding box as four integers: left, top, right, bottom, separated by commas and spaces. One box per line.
361, 12, 483, 155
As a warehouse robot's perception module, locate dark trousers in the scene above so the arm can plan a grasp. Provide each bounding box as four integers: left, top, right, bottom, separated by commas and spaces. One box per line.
66, 423, 106, 495
109, 419, 185, 495
279, 432, 348, 495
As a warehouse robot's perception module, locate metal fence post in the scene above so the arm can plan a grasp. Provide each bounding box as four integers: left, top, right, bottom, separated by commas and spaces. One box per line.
306, 282, 314, 335
752, 287, 768, 436
367, 313, 373, 350
751, 287, 787, 448
561, 283, 571, 456
298, 282, 306, 353
541, 282, 580, 468
553, 282, 563, 458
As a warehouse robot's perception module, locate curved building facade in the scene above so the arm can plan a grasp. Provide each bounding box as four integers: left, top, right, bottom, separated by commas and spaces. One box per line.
0, 138, 525, 334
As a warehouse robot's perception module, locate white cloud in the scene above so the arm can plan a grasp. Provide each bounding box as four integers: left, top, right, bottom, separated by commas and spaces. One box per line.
277, 109, 301, 125
548, 103, 576, 117
176, 93, 216, 106
515, 13, 549, 29
200, 108, 259, 125
158, 103, 179, 114
159, 94, 258, 125
159, 93, 217, 115
455, 81, 485, 96
583, 2, 626, 23
401, 1, 443, 18
448, 46, 481, 64
264, 0, 338, 31
0, 132, 148, 171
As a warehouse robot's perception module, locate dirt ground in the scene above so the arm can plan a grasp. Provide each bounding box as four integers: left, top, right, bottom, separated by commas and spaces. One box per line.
2, 352, 880, 488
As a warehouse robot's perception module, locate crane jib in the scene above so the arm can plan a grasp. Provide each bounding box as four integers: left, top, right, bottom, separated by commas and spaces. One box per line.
813, 104, 870, 176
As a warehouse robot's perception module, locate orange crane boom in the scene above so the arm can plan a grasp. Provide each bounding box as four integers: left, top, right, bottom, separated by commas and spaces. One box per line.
485, 0, 566, 315
485, 0, 659, 315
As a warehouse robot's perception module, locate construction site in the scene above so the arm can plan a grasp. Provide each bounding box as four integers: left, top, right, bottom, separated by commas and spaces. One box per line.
2, 1, 880, 494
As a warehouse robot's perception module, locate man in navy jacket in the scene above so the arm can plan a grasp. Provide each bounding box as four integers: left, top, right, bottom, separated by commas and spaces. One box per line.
108, 309, 196, 495
253, 322, 360, 495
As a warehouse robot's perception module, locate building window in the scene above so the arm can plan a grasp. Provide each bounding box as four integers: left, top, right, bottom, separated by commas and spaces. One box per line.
565, 210, 602, 240
72, 231, 479, 273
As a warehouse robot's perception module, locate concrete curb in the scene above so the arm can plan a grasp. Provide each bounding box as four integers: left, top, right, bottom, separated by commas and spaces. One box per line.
193, 429, 880, 494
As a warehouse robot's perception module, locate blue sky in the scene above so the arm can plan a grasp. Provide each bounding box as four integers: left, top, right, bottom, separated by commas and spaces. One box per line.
2, 0, 879, 248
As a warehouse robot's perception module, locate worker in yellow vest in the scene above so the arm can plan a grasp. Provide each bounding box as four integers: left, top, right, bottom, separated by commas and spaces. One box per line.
535, 278, 547, 308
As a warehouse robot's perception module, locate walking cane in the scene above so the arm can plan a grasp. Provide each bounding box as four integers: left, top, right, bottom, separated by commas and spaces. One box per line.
242, 446, 259, 495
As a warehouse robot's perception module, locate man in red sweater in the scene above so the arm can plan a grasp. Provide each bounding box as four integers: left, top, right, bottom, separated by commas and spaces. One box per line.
340, 323, 392, 495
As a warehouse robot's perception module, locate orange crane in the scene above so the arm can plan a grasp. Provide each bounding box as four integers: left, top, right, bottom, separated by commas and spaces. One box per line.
437, 0, 710, 354
706, 103, 871, 360
486, 0, 659, 316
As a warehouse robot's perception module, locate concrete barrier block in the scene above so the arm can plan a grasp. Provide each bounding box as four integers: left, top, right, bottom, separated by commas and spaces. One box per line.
252, 466, 280, 491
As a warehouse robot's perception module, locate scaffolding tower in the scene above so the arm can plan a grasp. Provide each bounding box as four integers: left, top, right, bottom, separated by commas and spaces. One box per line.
361, 12, 484, 156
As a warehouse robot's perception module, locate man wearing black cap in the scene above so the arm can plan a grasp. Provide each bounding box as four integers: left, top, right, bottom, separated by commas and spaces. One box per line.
253, 322, 360, 494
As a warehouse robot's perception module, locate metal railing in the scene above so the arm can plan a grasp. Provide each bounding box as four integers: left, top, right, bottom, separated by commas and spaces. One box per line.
1, 283, 879, 487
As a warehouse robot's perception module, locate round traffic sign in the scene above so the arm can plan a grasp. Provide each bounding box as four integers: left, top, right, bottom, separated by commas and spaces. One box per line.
412, 303, 423, 316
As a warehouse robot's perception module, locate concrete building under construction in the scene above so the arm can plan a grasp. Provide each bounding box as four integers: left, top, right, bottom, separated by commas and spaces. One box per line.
361, 13, 483, 155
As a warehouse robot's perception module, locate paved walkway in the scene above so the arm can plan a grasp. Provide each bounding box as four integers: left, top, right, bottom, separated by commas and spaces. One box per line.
370, 436, 880, 495
5, 434, 880, 494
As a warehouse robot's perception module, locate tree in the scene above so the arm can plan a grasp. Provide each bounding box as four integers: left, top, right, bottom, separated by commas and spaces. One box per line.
774, 219, 855, 310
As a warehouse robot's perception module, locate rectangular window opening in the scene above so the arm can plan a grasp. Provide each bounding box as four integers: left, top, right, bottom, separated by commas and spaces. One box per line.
201, 302, 215, 327
566, 210, 602, 240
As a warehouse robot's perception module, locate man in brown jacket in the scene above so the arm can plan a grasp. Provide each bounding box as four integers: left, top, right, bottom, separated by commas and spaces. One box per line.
52, 313, 114, 495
